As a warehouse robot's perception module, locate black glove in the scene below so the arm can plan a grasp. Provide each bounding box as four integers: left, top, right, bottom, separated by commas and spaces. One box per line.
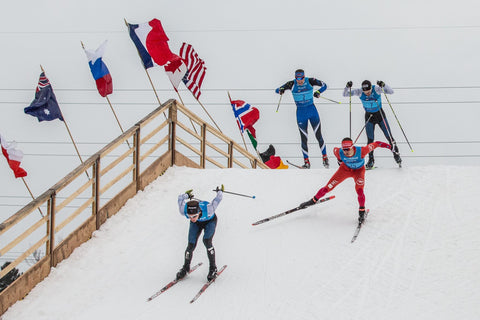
376, 81, 385, 88
278, 87, 285, 95
185, 189, 194, 199
346, 81, 353, 88
215, 184, 224, 192
299, 198, 316, 209
313, 90, 321, 98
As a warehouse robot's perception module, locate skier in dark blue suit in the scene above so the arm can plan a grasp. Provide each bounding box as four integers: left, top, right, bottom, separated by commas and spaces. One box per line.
343, 80, 402, 169
176, 186, 223, 282
276, 69, 330, 169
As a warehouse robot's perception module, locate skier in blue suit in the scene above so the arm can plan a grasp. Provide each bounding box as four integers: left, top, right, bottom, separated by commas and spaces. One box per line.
343, 80, 402, 169
275, 69, 330, 169
176, 186, 223, 282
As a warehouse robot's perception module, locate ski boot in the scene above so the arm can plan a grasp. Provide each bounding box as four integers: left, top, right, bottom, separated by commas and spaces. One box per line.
322, 155, 330, 169
393, 152, 402, 167
302, 158, 311, 169
207, 266, 218, 282
358, 207, 366, 223
176, 265, 190, 280
366, 156, 375, 170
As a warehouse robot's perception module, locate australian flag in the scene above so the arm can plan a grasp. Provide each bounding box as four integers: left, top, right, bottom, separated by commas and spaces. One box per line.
24, 72, 64, 122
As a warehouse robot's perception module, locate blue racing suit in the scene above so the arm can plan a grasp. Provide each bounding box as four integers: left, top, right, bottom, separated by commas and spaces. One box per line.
276, 77, 328, 159
178, 191, 223, 269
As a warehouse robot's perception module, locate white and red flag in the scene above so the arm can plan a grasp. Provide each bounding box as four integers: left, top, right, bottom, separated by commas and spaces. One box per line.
1, 134, 27, 178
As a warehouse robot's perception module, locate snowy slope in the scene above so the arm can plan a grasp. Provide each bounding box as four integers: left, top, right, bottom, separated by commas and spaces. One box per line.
3, 165, 480, 320
2, 0, 480, 220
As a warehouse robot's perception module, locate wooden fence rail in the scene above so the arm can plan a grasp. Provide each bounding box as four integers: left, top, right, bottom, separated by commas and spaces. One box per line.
0, 99, 267, 315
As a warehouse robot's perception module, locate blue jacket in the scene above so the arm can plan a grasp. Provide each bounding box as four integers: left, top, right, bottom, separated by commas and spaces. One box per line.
276, 78, 327, 108
178, 191, 223, 222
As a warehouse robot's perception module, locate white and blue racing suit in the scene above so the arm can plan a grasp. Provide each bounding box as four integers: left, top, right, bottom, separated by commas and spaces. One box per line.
343, 84, 399, 157
177, 191, 223, 269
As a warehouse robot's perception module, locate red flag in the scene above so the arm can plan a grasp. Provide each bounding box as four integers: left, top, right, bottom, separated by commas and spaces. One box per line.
164, 55, 187, 89
127, 18, 176, 68
265, 156, 288, 169
145, 19, 176, 66
0, 134, 27, 178
179, 43, 207, 99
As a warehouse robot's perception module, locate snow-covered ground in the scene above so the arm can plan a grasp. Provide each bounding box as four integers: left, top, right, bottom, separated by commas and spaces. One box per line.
2, 0, 480, 318
2, 0, 480, 220
3, 165, 480, 320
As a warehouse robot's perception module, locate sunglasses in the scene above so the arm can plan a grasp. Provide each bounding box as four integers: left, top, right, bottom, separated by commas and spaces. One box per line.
342, 147, 351, 151
188, 213, 200, 218
296, 76, 305, 81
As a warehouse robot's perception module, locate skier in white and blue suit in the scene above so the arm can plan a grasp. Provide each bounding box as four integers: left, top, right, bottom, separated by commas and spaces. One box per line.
176, 186, 223, 282
343, 80, 402, 169
275, 69, 330, 169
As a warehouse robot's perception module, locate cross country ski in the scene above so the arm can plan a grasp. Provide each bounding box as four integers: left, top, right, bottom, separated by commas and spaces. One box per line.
147, 262, 203, 301
252, 196, 335, 226
189, 264, 227, 303
351, 209, 370, 243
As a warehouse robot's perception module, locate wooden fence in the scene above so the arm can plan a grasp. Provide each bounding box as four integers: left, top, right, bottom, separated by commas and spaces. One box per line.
0, 99, 267, 315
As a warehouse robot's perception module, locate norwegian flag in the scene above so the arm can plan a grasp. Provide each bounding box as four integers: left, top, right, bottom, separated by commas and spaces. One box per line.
179, 43, 206, 99
230, 100, 260, 137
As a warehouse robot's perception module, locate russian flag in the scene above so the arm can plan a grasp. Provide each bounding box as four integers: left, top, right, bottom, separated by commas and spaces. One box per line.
0, 134, 27, 178
84, 40, 113, 97
127, 18, 176, 69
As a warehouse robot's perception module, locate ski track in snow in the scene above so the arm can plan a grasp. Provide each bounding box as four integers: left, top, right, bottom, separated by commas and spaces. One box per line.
3, 166, 480, 320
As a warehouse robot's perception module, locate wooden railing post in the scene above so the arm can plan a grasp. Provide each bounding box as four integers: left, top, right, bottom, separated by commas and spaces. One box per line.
169, 102, 178, 166
93, 156, 101, 230
133, 128, 141, 192
201, 124, 207, 168
228, 141, 234, 168
48, 192, 56, 268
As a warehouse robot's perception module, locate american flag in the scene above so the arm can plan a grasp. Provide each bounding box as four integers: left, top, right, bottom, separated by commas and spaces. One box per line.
179, 43, 206, 100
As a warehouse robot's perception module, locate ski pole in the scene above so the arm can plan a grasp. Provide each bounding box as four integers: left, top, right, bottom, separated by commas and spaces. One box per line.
381, 88, 414, 152
319, 95, 341, 104
213, 189, 256, 199
353, 114, 373, 144
349, 87, 352, 138
275, 94, 283, 112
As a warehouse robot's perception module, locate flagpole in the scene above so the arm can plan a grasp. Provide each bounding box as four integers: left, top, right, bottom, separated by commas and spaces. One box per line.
171, 85, 198, 134
227, 91, 260, 168
144, 69, 168, 120
40, 65, 90, 180
124, 18, 167, 120
106, 96, 132, 149
81, 41, 131, 149
62, 118, 91, 180
195, 98, 223, 133
21, 177, 44, 217
227, 92, 249, 150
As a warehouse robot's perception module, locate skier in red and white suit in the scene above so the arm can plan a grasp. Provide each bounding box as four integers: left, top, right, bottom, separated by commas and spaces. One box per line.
299, 137, 391, 222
